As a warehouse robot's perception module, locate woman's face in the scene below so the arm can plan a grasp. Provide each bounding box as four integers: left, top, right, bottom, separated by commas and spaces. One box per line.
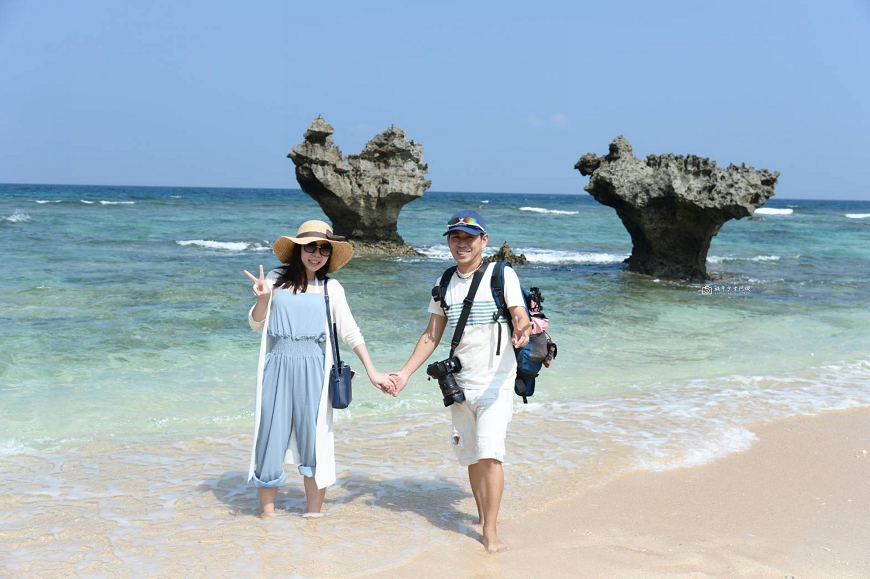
300, 241, 331, 275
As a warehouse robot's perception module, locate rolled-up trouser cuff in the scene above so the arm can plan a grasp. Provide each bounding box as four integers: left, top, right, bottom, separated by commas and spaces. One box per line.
251, 471, 287, 488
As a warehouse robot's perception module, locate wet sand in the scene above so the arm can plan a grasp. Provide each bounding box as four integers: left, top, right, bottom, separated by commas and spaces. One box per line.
370, 407, 870, 578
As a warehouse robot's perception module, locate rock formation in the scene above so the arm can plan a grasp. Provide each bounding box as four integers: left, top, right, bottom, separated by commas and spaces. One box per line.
288, 116, 430, 256
575, 137, 779, 281
484, 242, 529, 265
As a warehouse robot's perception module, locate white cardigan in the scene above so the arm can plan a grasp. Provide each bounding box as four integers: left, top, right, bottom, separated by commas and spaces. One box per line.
247, 269, 364, 489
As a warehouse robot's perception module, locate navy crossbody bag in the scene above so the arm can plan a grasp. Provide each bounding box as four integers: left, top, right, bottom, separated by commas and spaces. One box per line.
324, 279, 353, 409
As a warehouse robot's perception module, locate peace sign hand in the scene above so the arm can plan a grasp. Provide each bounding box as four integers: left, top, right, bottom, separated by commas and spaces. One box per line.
511, 315, 532, 348
243, 264, 271, 298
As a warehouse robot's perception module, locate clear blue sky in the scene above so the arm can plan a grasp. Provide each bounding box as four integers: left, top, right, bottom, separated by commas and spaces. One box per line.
1, 0, 868, 199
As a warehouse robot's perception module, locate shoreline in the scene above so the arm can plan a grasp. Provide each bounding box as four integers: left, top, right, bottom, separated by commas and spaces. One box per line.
368, 407, 870, 578
1, 404, 868, 576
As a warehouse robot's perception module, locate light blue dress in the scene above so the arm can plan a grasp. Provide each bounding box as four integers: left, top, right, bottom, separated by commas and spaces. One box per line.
251, 289, 326, 487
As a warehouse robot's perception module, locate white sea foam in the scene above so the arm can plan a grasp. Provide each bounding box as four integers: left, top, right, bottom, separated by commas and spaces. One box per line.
845, 213, 870, 219
754, 208, 792, 215
35, 200, 62, 204
519, 206, 579, 215
100, 200, 136, 205
0, 438, 28, 456
176, 239, 271, 253
413, 245, 626, 265
3, 210, 31, 223
708, 254, 781, 263
176, 239, 249, 252
170, 195, 183, 199
80, 200, 95, 204
481, 200, 490, 204
519, 249, 628, 264
413, 245, 492, 261
634, 426, 758, 472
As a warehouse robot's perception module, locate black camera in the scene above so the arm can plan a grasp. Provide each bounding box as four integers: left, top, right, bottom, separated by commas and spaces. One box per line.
529, 287, 544, 313
426, 356, 465, 407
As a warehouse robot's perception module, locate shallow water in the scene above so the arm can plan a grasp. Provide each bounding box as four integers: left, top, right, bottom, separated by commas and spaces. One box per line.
1, 183, 869, 572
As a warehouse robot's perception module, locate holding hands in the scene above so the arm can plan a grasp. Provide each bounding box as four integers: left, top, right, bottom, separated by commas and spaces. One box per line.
369, 370, 408, 397
368, 371, 396, 395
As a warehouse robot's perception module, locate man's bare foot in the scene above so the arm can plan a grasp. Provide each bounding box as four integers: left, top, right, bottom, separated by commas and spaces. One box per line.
482, 529, 509, 553
259, 510, 275, 520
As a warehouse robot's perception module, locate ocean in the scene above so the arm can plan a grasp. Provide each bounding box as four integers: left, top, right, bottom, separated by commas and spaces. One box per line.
1, 183, 869, 573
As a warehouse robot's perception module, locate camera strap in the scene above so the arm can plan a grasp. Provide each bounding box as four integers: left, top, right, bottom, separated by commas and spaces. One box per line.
448, 266, 488, 358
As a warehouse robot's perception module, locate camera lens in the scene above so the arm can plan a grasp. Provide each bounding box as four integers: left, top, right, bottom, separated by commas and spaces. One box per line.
439, 373, 465, 407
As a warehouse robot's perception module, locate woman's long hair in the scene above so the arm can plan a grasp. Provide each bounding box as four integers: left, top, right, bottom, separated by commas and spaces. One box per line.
274, 244, 330, 293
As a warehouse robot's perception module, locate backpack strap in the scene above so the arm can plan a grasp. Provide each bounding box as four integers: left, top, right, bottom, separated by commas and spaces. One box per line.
447, 267, 488, 358
432, 265, 458, 315
491, 261, 534, 402
490, 261, 513, 355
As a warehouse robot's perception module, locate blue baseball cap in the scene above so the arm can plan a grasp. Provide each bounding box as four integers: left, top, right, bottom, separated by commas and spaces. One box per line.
443, 210, 487, 236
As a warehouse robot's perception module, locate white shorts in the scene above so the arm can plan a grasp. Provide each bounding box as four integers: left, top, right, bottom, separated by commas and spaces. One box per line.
449, 387, 513, 466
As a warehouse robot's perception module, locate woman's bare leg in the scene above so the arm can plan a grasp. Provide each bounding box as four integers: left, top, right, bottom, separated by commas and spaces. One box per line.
303, 476, 326, 514
258, 488, 278, 519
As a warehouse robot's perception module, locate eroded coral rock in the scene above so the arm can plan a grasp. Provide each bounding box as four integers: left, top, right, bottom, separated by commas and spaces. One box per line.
288, 116, 430, 256
575, 137, 779, 280
484, 241, 529, 265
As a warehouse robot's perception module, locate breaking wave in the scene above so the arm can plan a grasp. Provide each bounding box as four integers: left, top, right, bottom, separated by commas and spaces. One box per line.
519, 206, 579, 215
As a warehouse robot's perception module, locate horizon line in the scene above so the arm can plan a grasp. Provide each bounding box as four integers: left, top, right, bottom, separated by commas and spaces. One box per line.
0, 181, 867, 203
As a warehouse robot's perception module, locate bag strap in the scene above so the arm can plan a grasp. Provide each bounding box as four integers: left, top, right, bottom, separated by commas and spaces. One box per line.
490, 261, 509, 322
448, 266, 488, 358
432, 265, 458, 314
323, 279, 342, 366
490, 260, 524, 362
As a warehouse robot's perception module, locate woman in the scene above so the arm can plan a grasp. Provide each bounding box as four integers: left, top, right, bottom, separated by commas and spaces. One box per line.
243, 220, 392, 519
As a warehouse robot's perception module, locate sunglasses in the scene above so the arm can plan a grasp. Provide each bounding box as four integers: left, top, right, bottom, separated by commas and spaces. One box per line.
447, 216, 485, 230
302, 242, 332, 256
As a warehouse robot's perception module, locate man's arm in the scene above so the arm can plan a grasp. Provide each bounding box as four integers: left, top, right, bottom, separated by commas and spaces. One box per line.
389, 313, 448, 396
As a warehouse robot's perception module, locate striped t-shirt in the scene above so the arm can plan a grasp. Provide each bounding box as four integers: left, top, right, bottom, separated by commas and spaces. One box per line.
427, 262, 524, 391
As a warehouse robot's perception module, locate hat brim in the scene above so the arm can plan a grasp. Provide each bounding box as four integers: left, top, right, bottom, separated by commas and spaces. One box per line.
273, 236, 354, 272
443, 225, 486, 236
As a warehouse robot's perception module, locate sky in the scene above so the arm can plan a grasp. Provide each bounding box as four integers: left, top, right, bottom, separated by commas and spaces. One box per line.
1, 0, 868, 200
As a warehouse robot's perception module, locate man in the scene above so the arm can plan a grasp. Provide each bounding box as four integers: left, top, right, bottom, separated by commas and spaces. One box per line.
389, 210, 531, 553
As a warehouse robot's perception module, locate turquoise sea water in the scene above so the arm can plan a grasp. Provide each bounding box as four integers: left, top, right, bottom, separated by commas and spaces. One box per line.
1, 183, 869, 458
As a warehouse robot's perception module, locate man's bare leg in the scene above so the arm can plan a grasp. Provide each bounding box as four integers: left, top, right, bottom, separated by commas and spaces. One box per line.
478, 458, 508, 553
303, 476, 327, 514
258, 488, 278, 519
468, 462, 485, 525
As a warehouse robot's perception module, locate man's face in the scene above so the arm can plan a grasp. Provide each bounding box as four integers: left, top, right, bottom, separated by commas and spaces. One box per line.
447, 230, 488, 267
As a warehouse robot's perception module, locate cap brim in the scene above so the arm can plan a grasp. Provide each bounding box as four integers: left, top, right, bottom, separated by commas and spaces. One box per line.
443, 225, 486, 236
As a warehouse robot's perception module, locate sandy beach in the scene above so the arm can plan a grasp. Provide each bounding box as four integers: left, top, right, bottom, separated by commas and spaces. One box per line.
2, 407, 866, 577
372, 407, 870, 579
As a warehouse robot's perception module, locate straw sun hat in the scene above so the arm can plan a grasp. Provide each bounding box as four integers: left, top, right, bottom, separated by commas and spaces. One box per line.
272, 220, 354, 272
